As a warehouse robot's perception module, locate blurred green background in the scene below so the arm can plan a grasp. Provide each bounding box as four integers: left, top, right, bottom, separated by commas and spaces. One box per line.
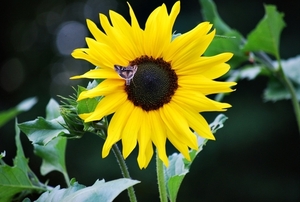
1, 0, 299, 201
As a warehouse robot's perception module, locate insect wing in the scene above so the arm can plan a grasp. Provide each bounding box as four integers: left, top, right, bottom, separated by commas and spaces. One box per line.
114, 65, 137, 80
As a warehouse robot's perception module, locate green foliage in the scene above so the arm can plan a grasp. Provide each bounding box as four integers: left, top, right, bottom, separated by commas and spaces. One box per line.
200, 0, 231, 34
1, 0, 299, 201
165, 114, 227, 202
34, 179, 139, 202
200, 0, 247, 68
0, 97, 37, 128
19, 99, 69, 182
0, 121, 46, 202
264, 55, 300, 101
243, 5, 286, 60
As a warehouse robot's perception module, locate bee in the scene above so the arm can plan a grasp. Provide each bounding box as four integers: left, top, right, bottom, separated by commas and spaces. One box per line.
114, 64, 138, 85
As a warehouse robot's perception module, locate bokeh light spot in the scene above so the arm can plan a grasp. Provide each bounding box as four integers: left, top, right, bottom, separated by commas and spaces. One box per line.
55, 21, 87, 56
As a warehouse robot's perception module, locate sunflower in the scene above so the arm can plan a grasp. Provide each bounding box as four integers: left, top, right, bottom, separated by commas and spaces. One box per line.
71, 1, 236, 169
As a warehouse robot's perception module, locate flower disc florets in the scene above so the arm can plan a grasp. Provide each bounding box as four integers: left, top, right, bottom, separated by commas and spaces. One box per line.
126, 56, 178, 111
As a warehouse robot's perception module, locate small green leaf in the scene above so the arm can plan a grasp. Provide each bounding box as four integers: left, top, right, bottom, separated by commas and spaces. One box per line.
0, 97, 37, 128
76, 85, 100, 115
209, 114, 228, 133
0, 121, 46, 202
243, 5, 286, 59
165, 114, 227, 202
35, 179, 140, 202
77, 98, 99, 115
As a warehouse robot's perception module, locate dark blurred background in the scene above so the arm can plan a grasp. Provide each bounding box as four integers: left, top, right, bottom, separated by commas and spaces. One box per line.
1, 0, 299, 201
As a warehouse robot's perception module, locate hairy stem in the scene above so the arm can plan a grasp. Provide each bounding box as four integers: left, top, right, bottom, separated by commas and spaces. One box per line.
156, 151, 168, 202
112, 144, 138, 202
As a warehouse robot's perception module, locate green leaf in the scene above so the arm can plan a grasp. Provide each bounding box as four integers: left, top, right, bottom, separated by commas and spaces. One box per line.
264, 55, 300, 102
76, 85, 99, 115
209, 114, 228, 133
281, 55, 300, 85
35, 179, 140, 202
19, 99, 69, 180
46, 98, 61, 120
200, 0, 231, 34
165, 114, 227, 202
200, 0, 248, 68
0, 97, 37, 127
205, 30, 248, 68
243, 5, 286, 59
0, 121, 46, 202
34, 136, 67, 176
18, 116, 68, 145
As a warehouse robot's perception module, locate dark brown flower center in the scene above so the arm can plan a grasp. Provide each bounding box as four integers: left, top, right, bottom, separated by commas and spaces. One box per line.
125, 55, 178, 111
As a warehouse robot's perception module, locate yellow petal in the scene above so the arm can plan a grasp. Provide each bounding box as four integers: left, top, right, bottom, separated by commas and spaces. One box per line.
176, 53, 233, 77
85, 92, 127, 122
178, 74, 236, 95
148, 110, 168, 166
159, 104, 197, 150
86, 19, 111, 46
164, 22, 213, 65
166, 128, 191, 160
172, 102, 215, 140
122, 105, 144, 159
70, 69, 120, 80
173, 88, 221, 111
137, 112, 153, 169
77, 79, 124, 100
102, 100, 133, 158
127, 3, 144, 56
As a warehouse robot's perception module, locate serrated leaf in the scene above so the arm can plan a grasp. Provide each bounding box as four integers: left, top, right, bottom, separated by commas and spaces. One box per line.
209, 114, 228, 133
18, 116, 68, 145
36, 179, 140, 202
200, 0, 248, 68
34, 136, 67, 176
264, 79, 300, 102
0, 97, 37, 128
281, 55, 300, 85
238, 66, 262, 80
264, 55, 300, 102
46, 98, 61, 120
165, 114, 227, 202
19, 99, 69, 179
200, 0, 231, 34
207, 31, 248, 69
0, 121, 46, 202
243, 5, 285, 59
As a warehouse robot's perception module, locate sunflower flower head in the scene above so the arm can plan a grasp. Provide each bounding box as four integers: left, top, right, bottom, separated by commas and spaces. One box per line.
71, 1, 236, 169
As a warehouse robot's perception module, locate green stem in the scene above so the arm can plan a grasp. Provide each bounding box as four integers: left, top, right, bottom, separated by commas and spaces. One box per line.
156, 151, 168, 202
277, 67, 300, 133
112, 144, 137, 202
255, 51, 300, 133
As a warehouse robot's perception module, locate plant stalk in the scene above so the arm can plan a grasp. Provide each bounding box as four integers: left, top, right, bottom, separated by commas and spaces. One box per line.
277, 67, 300, 133
255, 51, 300, 133
156, 151, 168, 202
112, 144, 137, 202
